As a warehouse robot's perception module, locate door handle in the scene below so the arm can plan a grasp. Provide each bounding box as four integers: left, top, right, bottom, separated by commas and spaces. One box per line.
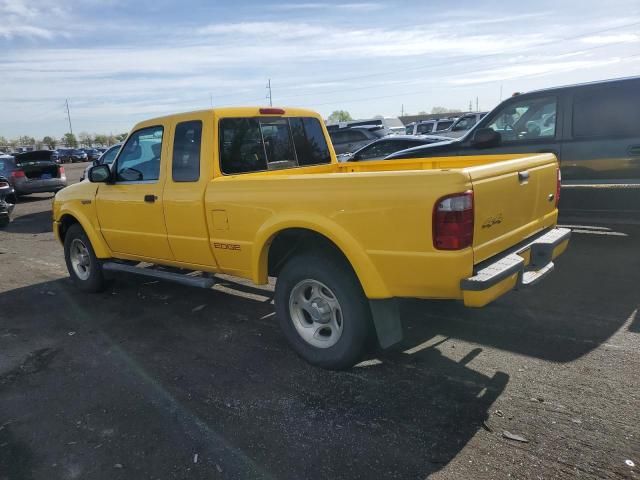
518, 171, 530, 183
144, 194, 157, 203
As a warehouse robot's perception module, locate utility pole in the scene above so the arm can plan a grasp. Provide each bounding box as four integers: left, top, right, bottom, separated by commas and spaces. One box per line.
401, 104, 404, 117
65, 99, 73, 136
266, 79, 272, 106
499, 84, 503, 102
469, 100, 472, 111
476, 97, 479, 112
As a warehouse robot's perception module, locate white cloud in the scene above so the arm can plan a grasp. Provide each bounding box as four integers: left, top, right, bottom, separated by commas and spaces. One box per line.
581, 33, 640, 44
270, 2, 383, 11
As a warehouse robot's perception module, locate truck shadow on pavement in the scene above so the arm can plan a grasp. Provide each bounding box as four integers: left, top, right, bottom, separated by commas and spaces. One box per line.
1, 276, 507, 480
4, 210, 53, 234
1, 223, 637, 478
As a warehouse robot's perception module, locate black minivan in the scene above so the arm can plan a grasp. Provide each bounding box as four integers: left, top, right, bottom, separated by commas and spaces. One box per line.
389, 76, 640, 184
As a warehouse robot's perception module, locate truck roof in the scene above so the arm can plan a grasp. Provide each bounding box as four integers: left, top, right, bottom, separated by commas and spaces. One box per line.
135, 106, 323, 129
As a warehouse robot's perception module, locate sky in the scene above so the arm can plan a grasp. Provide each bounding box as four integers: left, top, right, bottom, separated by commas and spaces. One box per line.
1, 0, 640, 138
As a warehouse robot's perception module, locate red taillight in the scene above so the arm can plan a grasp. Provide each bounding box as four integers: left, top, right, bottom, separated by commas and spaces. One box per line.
58, 166, 66, 178
11, 169, 25, 179
0, 181, 8, 188
259, 108, 285, 115
433, 191, 474, 250
555, 168, 561, 208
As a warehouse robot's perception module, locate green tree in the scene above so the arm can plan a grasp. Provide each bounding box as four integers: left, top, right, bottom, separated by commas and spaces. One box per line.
327, 110, 353, 123
115, 133, 128, 142
78, 132, 93, 147
93, 134, 108, 146
17, 135, 36, 146
42, 136, 57, 149
63, 133, 78, 148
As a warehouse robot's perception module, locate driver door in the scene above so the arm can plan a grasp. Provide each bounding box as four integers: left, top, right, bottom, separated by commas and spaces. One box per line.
95, 125, 174, 260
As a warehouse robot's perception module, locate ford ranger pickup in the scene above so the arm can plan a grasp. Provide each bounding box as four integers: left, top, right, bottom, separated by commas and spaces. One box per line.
52, 107, 570, 369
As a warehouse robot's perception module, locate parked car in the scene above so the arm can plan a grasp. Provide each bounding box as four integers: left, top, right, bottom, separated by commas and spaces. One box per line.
80, 143, 121, 181
405, 118, 456, 135
338, 135, 449, 162
0, 175, 16, 227
434, 112, 488, 138
328, 125, 389, 154
53, 106, 569, 369
387, 76, 640, 184
81, 148, 101, 161
1, 150, 67, 196
57, 148, 88, 163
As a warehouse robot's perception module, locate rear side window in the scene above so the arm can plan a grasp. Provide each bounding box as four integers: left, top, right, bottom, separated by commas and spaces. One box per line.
417, 123, 433, 134
289, 118, 331, 166
573, 84, 640, 138
220, 117, 331, 174
172, 120, 202, 182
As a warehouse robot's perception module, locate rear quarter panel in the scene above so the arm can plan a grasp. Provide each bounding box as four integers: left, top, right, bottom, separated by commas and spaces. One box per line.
204, 169, 474, 299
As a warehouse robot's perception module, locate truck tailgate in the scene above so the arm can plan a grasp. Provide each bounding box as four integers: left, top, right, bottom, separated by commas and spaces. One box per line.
468, 154, 559, 264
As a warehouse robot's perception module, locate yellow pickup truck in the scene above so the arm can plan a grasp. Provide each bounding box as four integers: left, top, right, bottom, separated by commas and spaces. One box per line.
53, 107, 570, 369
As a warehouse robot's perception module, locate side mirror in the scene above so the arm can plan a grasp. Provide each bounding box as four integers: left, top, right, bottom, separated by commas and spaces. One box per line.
471, 128, 501, 148
88, 164, 111, 183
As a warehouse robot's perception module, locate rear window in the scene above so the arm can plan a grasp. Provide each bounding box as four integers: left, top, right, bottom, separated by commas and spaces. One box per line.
220, 116, 331, 174
573, 83, 640, 138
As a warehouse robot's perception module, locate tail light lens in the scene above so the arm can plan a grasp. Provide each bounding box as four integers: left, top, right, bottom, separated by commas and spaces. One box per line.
11, 170, 25, 179
555, 167, 561, 208
58, 166, 66, 179
433, 191, 474, 250
0, 181, 8, 188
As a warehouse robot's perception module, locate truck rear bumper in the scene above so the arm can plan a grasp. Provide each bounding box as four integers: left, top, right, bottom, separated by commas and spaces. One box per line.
461, 227, 571, 307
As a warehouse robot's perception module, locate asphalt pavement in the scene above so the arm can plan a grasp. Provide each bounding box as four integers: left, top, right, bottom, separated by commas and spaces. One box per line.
0, 162, 638, 480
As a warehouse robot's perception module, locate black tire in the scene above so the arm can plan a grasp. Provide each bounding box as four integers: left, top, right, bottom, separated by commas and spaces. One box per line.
0, 214, 9, 228
63, 223, 105, 292
275, 252, 372, 370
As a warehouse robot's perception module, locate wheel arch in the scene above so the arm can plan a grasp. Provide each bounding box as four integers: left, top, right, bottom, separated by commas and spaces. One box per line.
57, 210, 111, 258
253, 217, 391, 299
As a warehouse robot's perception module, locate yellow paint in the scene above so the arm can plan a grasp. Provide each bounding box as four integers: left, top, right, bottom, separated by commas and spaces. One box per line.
53, 106, 569, 304
463, 272, 519, 308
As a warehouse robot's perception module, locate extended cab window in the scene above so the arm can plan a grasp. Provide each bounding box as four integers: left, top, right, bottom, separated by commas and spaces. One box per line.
220, 117, 331, 174
289, 117, 331, 166
115, 126, 163, 182
172, 120, 202, 182
487, 96, 556, 142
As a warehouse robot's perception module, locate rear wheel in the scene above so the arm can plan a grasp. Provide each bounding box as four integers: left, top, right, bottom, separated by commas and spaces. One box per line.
275, 252, 372, 370
64, 224, 105, 292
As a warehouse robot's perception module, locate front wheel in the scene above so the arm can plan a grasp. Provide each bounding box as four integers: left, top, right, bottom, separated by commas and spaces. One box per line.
64, 224, 105, 292
275, 252, 372, 370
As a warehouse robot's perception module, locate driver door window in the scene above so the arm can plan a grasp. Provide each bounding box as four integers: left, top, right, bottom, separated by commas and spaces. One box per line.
115, 126, 163, 182
487, 97, 557, 142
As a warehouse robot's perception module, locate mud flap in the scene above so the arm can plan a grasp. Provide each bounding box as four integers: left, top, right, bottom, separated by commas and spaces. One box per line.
369, 299, 403, 349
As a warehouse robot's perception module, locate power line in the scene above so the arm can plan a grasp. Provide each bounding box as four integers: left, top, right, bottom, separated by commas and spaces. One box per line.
201, 19, 640, 106
300, 53, 640, 110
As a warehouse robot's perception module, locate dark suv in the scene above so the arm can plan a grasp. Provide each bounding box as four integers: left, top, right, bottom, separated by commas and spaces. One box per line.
388, 76, 640, 184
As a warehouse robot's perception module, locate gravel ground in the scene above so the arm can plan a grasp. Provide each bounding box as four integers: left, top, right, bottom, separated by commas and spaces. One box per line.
0, 162, 638, 480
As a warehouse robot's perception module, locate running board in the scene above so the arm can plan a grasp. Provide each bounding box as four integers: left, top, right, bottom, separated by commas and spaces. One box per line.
102, 262, 215, 289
